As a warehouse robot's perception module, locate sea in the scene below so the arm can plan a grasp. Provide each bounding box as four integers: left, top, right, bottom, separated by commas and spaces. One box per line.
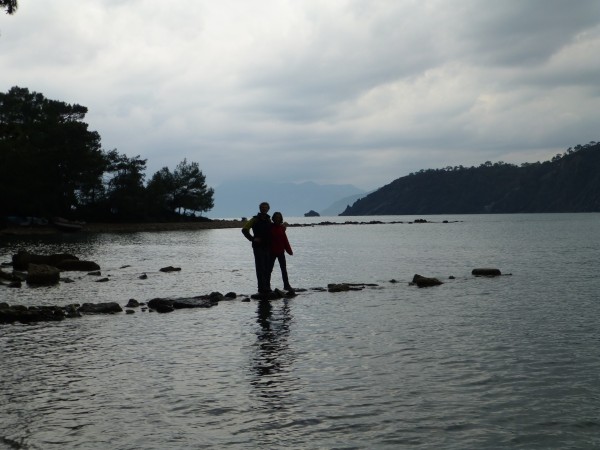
1, 214, 600, 449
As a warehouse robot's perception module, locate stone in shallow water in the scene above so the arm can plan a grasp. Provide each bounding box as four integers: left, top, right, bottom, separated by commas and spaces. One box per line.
471, 268, 502, 277
26, 264, 60, 285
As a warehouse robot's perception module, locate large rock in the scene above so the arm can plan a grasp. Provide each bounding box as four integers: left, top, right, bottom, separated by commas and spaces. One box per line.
26, 264, 60, 285
56, 260, 101, 271
12, 250, 79, 271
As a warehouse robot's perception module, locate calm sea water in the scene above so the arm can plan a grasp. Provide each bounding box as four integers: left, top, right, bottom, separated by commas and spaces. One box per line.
1, 214, 600, 449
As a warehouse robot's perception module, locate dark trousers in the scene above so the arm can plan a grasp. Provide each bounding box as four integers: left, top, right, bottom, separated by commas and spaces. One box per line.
253, 246, 272, 293
269, 253, 290, 288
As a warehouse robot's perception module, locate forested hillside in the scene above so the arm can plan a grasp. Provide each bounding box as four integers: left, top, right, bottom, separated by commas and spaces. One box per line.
340, 142, 600, 215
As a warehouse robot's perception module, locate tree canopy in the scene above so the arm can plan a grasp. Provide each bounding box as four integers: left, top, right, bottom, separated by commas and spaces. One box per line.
1, 0, 17, 14
1, 86, 214, 222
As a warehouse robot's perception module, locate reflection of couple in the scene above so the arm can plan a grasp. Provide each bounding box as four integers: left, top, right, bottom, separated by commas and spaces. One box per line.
242, 202, 294, 296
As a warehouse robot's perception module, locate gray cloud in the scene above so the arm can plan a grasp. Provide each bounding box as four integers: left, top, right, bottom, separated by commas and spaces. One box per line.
1, 0, 599, 191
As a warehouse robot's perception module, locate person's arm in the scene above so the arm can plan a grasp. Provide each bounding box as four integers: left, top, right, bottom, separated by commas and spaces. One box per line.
284, 232, 293, 255
241, 217, 255, 242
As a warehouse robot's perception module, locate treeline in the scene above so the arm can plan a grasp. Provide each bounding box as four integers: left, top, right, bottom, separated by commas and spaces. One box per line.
341, 142, 600, 215
0, 86, 213, 222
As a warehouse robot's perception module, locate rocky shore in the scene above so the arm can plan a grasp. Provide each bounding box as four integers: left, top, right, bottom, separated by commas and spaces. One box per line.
1, 218, 460, 236
1, 250, 506, 325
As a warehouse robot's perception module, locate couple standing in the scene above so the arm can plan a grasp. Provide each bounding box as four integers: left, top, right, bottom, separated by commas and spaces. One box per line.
242, 202, 293, 295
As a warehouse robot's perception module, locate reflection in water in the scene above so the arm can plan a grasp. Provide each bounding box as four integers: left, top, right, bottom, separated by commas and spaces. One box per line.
250, 299, 297, 409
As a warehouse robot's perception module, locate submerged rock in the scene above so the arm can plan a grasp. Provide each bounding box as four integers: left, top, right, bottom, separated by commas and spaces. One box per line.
160, 266, 181, 273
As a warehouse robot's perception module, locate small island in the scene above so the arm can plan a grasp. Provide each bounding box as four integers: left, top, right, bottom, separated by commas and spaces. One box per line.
304, 210, 320, 217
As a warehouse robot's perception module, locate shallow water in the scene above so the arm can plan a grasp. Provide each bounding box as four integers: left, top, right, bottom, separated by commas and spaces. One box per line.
2, 214, 600, 449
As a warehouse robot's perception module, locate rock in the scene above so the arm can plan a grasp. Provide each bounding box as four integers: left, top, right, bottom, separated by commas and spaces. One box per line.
250, 290, 284, 300
95, 277, 110, 282
172, 297, 217, 309
8, 281, 22, 288
147, 296, 217, 313
56, 260, 101, 271
26, 264, 60, 285
224, 292, 237, 299
61, 278, 75, 283
472, 268, 502, 276
139, 273, 148, 279
328, 283, 351, 292
0, 269, 15, 281
304, 210, 320, 217
0, 304, 66, 324
160, 266, 181, 273
147, 298, 174, 313
125, 299, 140, 308
126, 309, 135, 314
12, 251, 79, 271
88, 270, 102, 276
79, 302, 123, 314
411, 274, 443, 287
208, 291, 224, 302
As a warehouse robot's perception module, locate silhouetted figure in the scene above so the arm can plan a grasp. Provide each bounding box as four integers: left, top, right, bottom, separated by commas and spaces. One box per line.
268, 211, 294, 291
242, 201, 273, 294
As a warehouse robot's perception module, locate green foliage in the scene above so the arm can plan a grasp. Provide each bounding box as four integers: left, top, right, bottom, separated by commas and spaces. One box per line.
172, 158, 214, 214
1, 87, 104, 217
341, 142, 600, 215
0, 86, 214, 223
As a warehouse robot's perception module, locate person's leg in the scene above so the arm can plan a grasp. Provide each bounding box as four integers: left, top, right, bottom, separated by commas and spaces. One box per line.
267, 253, 276, 290
278, 254, 292, 290
253, 247, 263, 292
256, 247, 271, 293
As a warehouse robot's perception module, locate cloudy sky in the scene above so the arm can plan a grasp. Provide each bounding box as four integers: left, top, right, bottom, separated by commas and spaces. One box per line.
1, 0, 599, 191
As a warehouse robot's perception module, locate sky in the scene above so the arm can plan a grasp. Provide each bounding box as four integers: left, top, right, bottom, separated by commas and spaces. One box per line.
1, 0, 599, 191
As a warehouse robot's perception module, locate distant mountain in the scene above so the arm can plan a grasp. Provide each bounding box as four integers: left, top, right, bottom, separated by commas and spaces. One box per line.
320, 192, 369, 216
210, 180, 365, 218
341, 142, 600, 215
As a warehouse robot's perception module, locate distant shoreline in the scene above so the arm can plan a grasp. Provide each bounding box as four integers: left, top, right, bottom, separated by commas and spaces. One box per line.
1, 220, 246, 236
1, 217, 449, 236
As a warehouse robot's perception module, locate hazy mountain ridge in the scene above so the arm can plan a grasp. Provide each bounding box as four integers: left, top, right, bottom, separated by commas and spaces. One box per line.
341, 142, 600, 215
210, 181, 366, 218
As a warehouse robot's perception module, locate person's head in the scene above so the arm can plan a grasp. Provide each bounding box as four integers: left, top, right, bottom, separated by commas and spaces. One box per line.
272, 212, 283, 224
259, 202, 270, 214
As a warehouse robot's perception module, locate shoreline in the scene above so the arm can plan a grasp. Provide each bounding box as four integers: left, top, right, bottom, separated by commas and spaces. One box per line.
1, 220, 246, 236
1, 218, 447, 236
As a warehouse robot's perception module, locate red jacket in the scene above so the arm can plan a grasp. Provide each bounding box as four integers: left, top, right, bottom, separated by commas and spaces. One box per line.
270, 224, 293, 256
